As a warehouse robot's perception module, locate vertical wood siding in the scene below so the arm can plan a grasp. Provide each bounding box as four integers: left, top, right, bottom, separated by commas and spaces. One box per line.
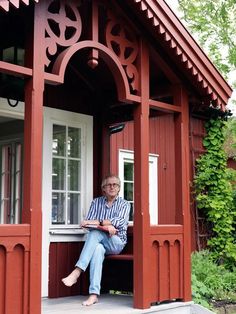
0, 246, 6, 314
0, 225, 30, 314
189, 117, 206, 251
49, 242, 89, 298
228, 158, 236, 170
110, 114, 176, 224
149, 226, 183, 303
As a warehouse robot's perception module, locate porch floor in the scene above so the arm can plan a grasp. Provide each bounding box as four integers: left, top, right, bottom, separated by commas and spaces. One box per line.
42, 294, 193, 314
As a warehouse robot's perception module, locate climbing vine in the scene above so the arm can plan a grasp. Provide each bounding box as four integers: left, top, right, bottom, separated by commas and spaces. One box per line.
194, 113, 236, 268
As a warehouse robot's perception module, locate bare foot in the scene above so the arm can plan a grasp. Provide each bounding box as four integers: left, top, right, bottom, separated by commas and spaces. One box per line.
62, 267, 81, 287
82, 294, 98, 306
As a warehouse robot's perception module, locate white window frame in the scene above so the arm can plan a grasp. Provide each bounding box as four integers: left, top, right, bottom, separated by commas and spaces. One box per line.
119, 149, 158, 225
43, 107, 93, 233
0, 97, 25, 224
51, 124, 83, 227
0, 142, 22, 224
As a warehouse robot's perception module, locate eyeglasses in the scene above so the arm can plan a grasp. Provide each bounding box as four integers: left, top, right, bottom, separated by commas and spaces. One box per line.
104, 183, 120, 188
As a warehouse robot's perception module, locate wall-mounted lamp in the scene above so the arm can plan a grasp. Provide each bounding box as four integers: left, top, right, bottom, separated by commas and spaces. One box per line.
109, 123, 125, 135
7, 98, 19, 107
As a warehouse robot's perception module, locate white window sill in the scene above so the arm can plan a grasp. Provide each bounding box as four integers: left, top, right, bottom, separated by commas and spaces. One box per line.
49, 228, 88, 242
49, 228, 87, 235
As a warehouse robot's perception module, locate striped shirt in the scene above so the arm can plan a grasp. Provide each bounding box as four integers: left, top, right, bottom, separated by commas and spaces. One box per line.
86, 196, 130, 244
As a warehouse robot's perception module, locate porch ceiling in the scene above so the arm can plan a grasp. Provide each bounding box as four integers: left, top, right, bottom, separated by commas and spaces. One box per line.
1, 0, 232, 111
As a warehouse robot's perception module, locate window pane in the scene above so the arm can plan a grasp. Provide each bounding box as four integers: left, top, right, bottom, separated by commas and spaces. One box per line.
53, 125, 66, 156
68, 127, 81, 158
0, 143, 23, 224
67, 193, 80, 224
124, 182, 133, 201
1, 146, 11, 224
52, 192, 65, 224
68, 160, 81, 191
51, 123, 83, 227
124, 162, 133, 181
52, 158, 65, 190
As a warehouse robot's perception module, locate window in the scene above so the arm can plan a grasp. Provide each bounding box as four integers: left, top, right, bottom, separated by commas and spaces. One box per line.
0, 141, 22, 224
51, 125, 82, 225
43, 107, 93, 231
2, 47, 24, 65
119, 150, 158, 224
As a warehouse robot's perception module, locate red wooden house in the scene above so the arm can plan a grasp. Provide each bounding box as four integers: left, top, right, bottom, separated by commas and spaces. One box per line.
0, 0, 232, 313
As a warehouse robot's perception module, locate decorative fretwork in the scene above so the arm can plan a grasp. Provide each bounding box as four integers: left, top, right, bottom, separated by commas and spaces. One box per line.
45, 0, 82, 68
105, 11, 139, 92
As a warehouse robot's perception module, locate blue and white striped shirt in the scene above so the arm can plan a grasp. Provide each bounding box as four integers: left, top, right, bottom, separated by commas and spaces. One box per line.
86, 196, 130, 244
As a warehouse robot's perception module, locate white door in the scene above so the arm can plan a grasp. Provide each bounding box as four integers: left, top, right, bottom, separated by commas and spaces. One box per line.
42, 107, 93, 296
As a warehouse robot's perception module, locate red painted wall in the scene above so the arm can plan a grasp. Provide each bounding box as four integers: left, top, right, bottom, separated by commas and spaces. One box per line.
228, 158, 236, 170
189, 117, 206, 251
49, 242, 89, 298
0, 225, 30, 314
110, 114, 176, 224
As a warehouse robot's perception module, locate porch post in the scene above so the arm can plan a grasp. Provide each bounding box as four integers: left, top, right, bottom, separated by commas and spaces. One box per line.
101, 124, 111, 177
22, 4, 45, 314
173, 86, 192, 301
133, 39, 151, 309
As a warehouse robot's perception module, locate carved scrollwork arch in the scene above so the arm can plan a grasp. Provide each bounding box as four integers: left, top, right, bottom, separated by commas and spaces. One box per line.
105, 11, 139, 93
45, 0, 82, 67
43, 0, 140, 97
52, 41, 131, 101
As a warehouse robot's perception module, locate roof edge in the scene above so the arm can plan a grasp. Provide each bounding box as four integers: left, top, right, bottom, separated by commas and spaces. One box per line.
131, 0, 233, 110
0, 0, 39, 12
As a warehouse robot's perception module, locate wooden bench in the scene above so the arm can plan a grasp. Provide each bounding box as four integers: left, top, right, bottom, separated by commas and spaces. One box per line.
101, 226, 133, 293
105, 225, 133, 260
105, 254, 133, 261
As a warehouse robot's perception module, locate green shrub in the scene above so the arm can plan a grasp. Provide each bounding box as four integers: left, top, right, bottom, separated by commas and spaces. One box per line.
191, 250, 236, 309
194, 116, 236, 268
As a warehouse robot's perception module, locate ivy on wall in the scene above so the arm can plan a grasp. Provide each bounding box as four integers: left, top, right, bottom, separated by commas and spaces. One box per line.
194, 114, 236, 268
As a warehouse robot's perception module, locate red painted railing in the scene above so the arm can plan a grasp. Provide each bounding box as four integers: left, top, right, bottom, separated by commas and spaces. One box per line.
0, 224, 184, 312
103, 224, 184, 305
0, 224, 30, 314
149, 225, 184, 303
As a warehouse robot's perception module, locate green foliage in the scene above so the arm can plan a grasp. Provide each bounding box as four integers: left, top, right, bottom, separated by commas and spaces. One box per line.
194, 116, 236, 267
178, 0, 236, 80
192, 250, 236, 309
224, 118, 236, 158
228, 168, 236, 243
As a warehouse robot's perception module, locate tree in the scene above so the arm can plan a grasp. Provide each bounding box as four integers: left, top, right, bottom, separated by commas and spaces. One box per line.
178, 0, 236, 83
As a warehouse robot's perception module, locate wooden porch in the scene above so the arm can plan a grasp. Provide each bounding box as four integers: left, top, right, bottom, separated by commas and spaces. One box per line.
0, 224, 186, 312
42, 295, 193, 314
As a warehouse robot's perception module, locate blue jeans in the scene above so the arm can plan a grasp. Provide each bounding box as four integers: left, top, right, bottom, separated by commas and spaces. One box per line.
75, 230, 125, 295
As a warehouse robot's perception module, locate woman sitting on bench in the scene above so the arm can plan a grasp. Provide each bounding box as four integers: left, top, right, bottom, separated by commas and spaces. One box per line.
62, 174, 130, 306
